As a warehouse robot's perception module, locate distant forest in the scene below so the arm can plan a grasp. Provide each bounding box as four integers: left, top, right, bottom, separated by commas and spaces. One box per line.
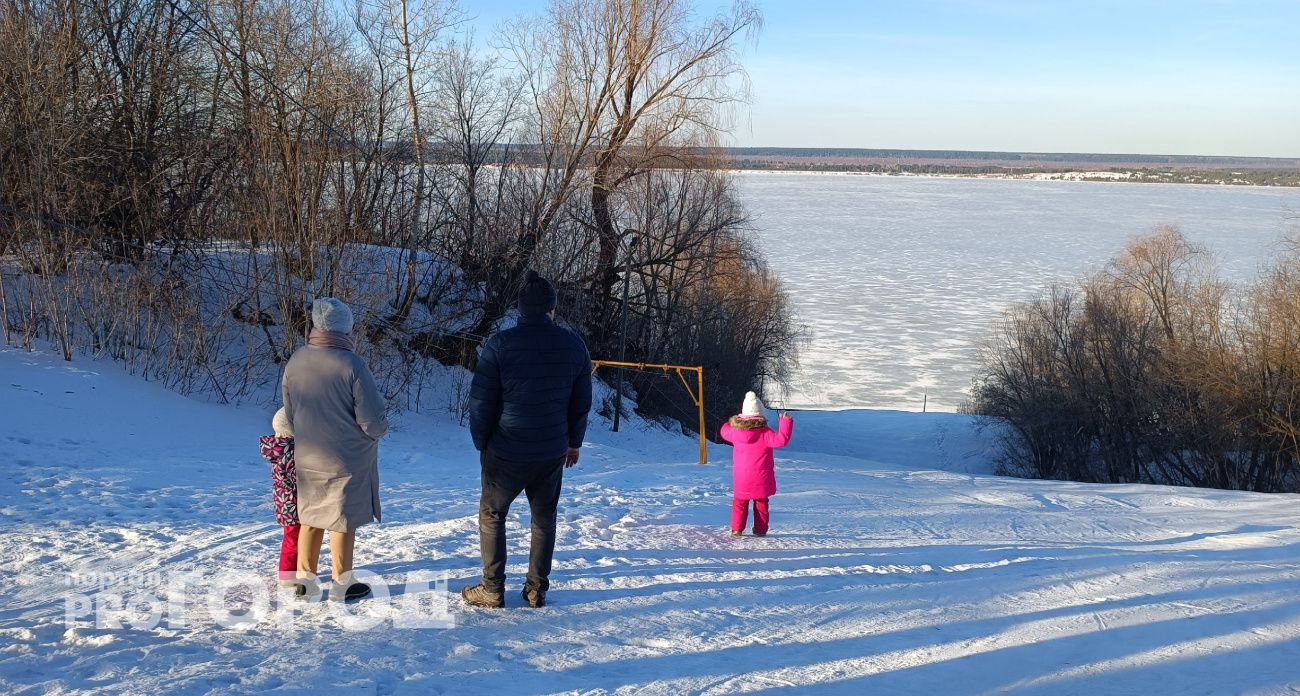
724, 148, 1300, 185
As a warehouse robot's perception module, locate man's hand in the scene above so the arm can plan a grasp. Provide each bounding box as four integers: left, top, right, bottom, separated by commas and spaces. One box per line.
564, 447, 581, 468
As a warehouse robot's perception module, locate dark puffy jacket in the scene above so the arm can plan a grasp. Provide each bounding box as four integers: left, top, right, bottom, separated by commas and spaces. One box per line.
468, 314, 593, 462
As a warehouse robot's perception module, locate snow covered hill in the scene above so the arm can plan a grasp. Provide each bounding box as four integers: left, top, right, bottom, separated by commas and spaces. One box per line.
2, 346, 1299, 695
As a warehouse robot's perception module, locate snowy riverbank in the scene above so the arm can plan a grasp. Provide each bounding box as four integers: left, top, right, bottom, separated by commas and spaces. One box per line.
2, 346, 1299, 694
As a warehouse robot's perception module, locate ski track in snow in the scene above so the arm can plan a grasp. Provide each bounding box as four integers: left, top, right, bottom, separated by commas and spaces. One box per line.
2, 347, 1300, 695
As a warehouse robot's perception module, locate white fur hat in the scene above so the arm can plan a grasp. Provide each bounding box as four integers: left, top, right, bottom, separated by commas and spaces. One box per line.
312, 297, 354, 333
741, 391, 764, 417
272, 407, 294, 437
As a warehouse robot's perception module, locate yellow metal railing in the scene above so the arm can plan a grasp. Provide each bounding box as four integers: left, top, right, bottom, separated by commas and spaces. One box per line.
591, 360, 707, 465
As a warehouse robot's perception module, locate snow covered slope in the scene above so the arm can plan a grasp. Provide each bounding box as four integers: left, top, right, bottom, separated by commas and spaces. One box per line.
2, 346, 1299, 695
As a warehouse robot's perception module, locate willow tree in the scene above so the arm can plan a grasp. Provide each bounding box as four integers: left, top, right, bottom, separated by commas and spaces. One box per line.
494, 0, 760, 352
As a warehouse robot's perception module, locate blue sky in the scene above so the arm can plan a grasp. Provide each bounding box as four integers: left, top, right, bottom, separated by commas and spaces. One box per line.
466, 1, 1300, 157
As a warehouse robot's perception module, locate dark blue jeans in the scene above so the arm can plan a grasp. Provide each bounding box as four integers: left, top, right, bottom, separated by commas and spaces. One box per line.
478, 450, 565, 594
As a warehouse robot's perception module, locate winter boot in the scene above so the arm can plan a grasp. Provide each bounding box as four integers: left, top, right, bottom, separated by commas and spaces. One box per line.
326, 581, 371, 602
461, 583, 505, 609
293, 574, 323, 602
522, 587, 546, 608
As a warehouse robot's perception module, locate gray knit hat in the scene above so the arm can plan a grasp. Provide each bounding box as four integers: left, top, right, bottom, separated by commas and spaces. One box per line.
518, 270, 557, 316
312, 297, 354, 333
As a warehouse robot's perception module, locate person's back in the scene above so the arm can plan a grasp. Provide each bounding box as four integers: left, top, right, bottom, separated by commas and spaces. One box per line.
284, 346, 385, 455
279, 298, 388, 602
259, 408, 299, 587
720, 391, 793, 536
462, 270, 592, 609
469, 314, 591, 462
721, 415, 791, 497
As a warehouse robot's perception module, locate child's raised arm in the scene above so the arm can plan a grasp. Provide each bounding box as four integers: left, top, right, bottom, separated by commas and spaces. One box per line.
763, 413, 794, 448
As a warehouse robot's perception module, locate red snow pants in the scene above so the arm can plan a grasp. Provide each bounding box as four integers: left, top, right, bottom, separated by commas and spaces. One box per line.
731, 497, 770, 535
279, 524, 301, 576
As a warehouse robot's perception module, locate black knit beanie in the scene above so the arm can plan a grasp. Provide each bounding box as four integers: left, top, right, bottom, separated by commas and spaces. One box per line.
518, 270, 557, 316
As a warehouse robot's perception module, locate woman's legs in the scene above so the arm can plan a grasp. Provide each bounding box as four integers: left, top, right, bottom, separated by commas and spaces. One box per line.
296, 525, 356, 582
297, 525, 324, 576
328, 531, 355, 581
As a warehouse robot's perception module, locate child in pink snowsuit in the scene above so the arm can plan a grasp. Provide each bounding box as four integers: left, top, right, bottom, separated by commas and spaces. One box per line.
259, 408, 300, 585
720, 391, 793, 536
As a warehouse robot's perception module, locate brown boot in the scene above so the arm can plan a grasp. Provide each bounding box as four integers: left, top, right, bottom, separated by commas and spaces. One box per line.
522, 588, 546, 608
460, 583, 505, 608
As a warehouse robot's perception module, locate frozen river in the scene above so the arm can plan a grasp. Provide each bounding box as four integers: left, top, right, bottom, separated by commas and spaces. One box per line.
737, 171, 1300, 411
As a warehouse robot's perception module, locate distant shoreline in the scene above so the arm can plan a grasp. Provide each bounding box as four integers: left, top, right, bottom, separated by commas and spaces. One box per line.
725, 167, 1300, 187
720, 147, 1300, 187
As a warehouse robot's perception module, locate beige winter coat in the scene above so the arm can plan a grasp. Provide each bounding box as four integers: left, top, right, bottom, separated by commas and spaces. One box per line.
281, 344, 388, 533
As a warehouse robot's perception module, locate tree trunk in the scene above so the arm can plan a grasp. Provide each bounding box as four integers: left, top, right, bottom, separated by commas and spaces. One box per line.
589, 168, 620, 350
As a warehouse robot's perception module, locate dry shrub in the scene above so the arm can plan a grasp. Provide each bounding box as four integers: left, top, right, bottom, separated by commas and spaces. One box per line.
967, 226, 1300, 492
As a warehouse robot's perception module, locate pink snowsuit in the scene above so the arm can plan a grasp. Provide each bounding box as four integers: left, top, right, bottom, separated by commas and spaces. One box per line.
720, 415, 793, 535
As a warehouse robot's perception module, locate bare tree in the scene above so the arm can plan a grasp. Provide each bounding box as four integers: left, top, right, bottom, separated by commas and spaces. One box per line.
355, 0, 460, 327
0, 0, 801, 437
494, 0, 760, 352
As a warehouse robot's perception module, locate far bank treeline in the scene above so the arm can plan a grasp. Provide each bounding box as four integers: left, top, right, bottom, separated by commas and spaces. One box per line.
0, 0, 798, 436
725, 149, 1300, 186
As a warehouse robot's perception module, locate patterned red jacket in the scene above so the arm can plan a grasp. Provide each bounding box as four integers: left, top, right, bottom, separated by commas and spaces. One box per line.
258, 435, 299, 526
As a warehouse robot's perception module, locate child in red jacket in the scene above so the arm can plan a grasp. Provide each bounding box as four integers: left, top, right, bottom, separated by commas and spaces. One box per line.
720, 391, 794, 536
259, 408, 299, 586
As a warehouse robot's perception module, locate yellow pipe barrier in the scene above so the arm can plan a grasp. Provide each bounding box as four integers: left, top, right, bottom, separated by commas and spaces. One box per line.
591, 360, 708, 465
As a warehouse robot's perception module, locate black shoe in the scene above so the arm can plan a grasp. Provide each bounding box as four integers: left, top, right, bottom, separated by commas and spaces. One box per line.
461, 583, 505, 608
522, 588, 546, 608
342, 582, 371, 602
293, 579, 322, 601
325, 580, 371, 602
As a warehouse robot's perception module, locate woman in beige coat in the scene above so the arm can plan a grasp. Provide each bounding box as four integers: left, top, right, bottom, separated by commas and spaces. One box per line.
280, 297, 388, 602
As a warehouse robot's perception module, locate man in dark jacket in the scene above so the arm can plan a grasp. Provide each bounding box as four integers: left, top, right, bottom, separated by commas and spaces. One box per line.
461, 270, 592, 609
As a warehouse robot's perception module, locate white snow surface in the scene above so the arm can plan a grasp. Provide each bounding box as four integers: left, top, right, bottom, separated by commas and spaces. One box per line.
737, 171, 1300, 411
3, 346, 1300, 694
